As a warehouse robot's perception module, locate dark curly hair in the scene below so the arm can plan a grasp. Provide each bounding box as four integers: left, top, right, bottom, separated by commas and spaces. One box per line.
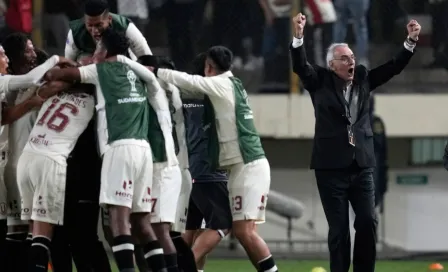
2, 33, 30, 73
101, 28, 130, 58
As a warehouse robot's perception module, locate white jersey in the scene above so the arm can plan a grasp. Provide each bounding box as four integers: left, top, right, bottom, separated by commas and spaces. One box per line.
0, 90, 8, 154
8, 87, 40, 166
23, 92, 95, 165
167, 83, 189, 170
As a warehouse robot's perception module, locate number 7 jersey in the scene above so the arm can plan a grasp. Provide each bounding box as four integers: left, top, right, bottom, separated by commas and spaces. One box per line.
23, 92, 95, 165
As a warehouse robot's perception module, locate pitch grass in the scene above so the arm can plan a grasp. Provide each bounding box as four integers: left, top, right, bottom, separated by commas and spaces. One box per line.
73, 259, 443, 272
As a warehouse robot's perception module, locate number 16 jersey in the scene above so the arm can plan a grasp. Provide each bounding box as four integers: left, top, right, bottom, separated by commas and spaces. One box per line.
23, 92, 95, 165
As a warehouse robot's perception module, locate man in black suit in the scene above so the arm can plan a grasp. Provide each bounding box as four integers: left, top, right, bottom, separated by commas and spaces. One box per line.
290, 12, 421, 272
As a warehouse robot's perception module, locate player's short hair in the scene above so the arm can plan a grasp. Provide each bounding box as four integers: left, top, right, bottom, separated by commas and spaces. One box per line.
206, 46, 233, 72
138, 55, 176, 70
2, 33, 29, 65
35, 48, 49, 65
101, 28, 129, 57
84, 0, 109, 17
191, 52, 206, 76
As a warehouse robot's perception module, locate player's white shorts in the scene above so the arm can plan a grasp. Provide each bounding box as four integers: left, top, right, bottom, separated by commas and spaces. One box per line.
17, 152, 66, 225
228, 158, 271, 223
150, 162, 182, 224
5, 163, 26, 226
100, 144, 153, 213
171, 168, 193, 233
0, 151, 9, 220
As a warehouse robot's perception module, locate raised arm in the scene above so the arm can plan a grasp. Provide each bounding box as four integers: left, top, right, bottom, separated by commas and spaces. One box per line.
156, 68, 228, 98
1, 56, 60, 93
368, 20, 420, 91
46, 64, 98, 85
290, 13, 321, 92
368, 39, 415, 91
65, 30, 80, 60
126, 23, 152, 57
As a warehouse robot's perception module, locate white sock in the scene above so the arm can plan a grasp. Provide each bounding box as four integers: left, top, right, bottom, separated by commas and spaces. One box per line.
198, 270, 204, 272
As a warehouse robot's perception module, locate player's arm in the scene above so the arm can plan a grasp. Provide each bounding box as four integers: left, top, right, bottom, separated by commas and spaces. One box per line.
1, 96, 43, 125
45, 64, 98, 85
126, 23, 152, 57
2, 55, 61, 92
35, 81, 72, 99
156, 68, 228, 98
65, 30, 80, 60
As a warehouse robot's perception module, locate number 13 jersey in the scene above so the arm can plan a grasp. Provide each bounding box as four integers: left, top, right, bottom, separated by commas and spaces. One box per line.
23, 92, 95, 165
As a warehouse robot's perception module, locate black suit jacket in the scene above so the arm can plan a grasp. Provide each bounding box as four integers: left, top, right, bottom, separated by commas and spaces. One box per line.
290, 43, 414, 170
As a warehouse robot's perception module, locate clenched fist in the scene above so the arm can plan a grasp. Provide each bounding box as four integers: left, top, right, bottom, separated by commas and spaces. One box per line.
292, 13, 306, 39
407, 20, 421, 41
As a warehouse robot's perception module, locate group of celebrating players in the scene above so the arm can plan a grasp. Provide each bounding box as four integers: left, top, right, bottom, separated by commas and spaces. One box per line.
0, 0, 279, 272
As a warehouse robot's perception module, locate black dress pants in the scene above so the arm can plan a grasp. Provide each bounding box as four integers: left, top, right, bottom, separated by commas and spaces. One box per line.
315, 162, 377, 272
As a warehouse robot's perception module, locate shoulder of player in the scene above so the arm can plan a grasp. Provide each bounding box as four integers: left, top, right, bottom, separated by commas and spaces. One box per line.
110, 13, 131, 30
68, 18, 84, 32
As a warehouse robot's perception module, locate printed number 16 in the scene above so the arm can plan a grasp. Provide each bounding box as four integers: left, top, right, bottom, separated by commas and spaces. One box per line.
37, 98, 79, 132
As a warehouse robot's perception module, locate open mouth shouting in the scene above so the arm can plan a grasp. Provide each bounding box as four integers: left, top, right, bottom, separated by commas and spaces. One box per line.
348, 67, 354, 78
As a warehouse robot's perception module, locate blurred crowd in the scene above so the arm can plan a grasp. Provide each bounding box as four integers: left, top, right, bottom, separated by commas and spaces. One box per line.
0, 0, 445, 93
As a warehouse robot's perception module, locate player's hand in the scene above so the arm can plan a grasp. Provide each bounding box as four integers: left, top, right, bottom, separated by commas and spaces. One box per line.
147, 66, 155, 72
57, 56, 78, 68
292, 13, 306, 39
407, 19, 421, 41
28, 93, 45, 108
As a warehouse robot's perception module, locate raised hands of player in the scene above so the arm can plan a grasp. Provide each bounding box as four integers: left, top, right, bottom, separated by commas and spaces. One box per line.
407, 19, 421, 41
292, 13, 306, 39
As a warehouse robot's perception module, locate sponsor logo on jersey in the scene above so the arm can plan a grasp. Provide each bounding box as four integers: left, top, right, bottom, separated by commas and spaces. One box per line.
183, 103, 203, 108
117, 97, 146, 104
30, 135, 50, 146
117, 71, 146, 104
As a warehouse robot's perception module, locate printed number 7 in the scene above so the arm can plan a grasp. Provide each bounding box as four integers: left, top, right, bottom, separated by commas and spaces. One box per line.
151, 198, 157, 212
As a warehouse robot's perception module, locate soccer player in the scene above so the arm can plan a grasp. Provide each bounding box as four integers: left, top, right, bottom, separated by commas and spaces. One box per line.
138, 55, 197, 272
0, 45, 48, 272
133, 55, 182, 272
151, 46, 279, 272
65, 0, 152, 61
182, 52, 232, 271
17, 79, 96, 271
45, 28, 170, 272
0, 34, 74, 271
45, 51, 112, 272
